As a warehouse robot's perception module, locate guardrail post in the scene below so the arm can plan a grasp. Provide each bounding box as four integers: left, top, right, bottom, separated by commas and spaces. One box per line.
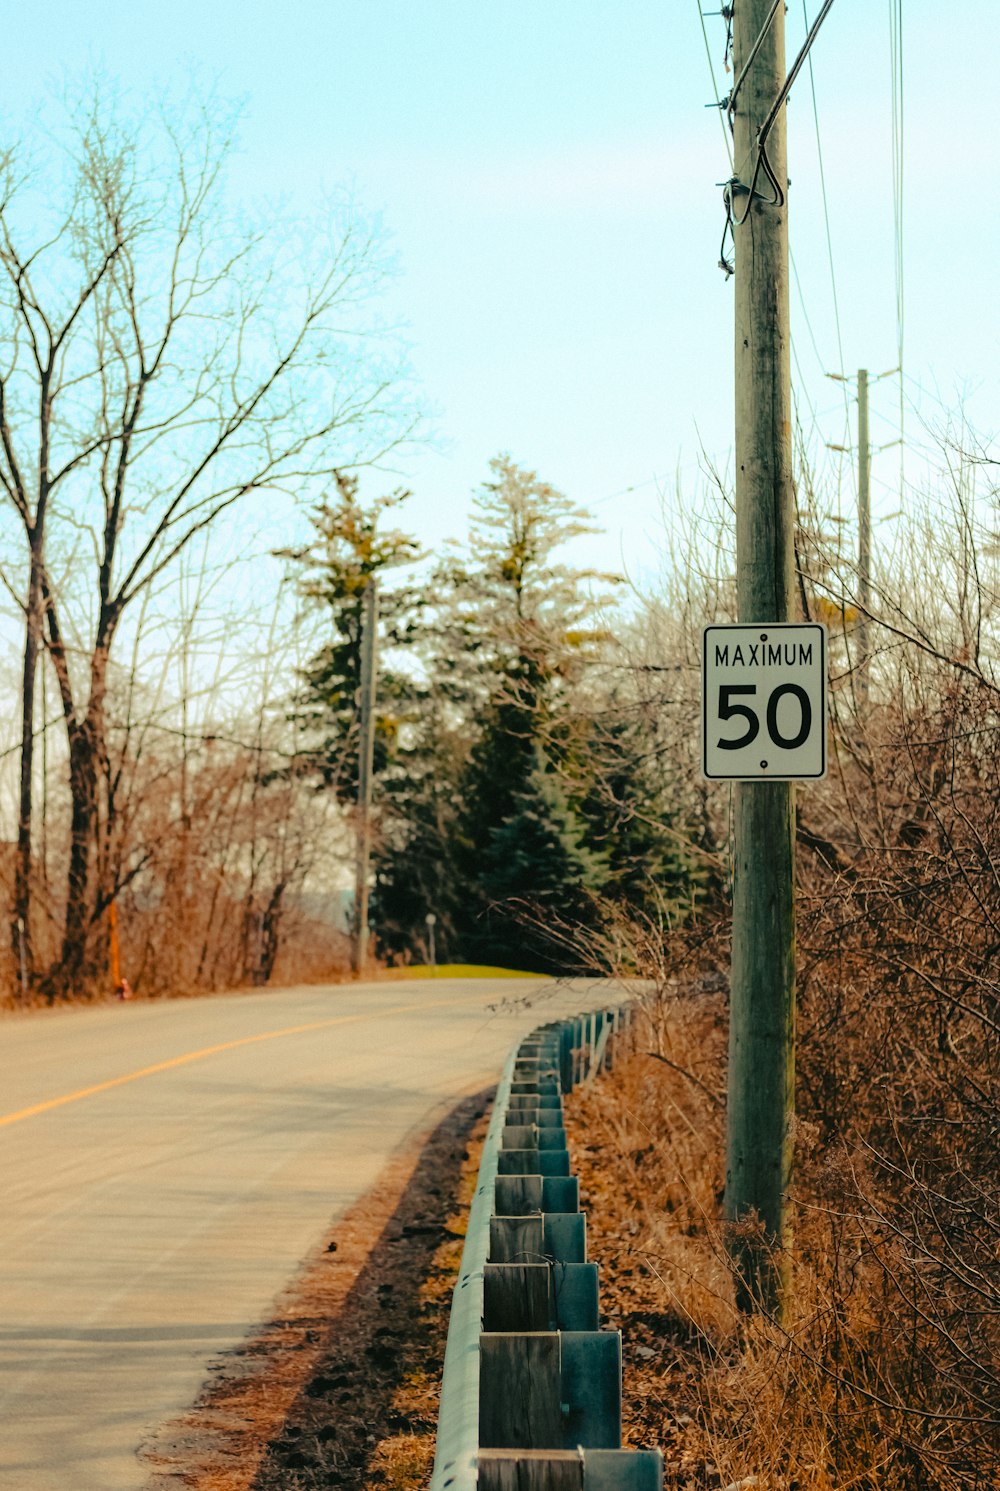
559, 1331, 621, 1448
479, 1333, 563, 1448
483, 1265, 551, 1331
477, 1451, 582, 1490
483, 1263, 599, 1332
489, 1213, 585, 1265
431, 1003, 660, 1491
478, 1449, 664, 1490
479, 1330, 621, 1451
494, 1175, 579, 1215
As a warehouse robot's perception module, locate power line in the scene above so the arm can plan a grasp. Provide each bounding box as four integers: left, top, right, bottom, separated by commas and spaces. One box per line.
790, 252, 851, 509
694, 2, 740, 276
800, 0, 852, 479
593, 472, 668, 506
790, 334, 821, 443
758, 0, 838, 148
789, 249, 827, 374
696, 1, 735, 172
726, 0, 840, 235
802, 0, 845, 380
889, 0, 906, 494
697, 0, 850, 520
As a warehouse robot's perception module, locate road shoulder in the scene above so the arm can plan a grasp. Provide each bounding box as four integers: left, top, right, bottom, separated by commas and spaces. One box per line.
140, 1088, 491, 1490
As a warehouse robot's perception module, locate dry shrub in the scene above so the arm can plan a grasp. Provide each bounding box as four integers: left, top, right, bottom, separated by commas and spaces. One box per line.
562, 458, 1000, 1488
0, 709, 353, 1006
786, 669, 1000, 1488
566, 969, 999, 1491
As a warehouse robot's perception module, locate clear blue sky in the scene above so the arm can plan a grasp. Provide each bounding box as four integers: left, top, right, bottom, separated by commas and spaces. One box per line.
3, 1, 993, 588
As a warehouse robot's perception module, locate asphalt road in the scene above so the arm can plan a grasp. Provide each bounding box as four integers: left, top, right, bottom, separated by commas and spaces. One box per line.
0, 975, 620, 1490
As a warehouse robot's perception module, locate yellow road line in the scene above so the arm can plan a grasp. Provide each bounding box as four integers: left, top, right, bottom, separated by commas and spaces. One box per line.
0, 996, 469, 1129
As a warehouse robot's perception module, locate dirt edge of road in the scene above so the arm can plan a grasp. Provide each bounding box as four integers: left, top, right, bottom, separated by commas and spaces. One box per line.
140, 1088, 492, 1490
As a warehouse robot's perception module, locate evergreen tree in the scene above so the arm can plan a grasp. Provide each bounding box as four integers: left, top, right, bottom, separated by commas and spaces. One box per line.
370, 682, 468, 963
292, 455, 708, 975
445, 456, 621, 966
281, 472, 421, 801
579, 703, 705, 927
480, 744, 610, 969
371, 454, 624, 968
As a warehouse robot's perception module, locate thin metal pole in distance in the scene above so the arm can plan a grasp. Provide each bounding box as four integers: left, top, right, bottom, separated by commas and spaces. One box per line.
352, 577, 379, 977
726, 0, 797, 1316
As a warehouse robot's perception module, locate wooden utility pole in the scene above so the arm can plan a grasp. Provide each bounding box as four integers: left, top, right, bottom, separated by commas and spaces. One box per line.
352, 578, 379, 977
725, 0, 796, 1313
856, 368, 871, 695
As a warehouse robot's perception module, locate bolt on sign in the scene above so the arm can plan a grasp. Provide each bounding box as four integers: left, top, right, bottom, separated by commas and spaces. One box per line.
701, 623, 828, 780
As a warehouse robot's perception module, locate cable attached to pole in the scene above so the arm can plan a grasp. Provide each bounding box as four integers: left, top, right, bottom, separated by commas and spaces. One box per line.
727, 0, 782, 118
725, 0, 838, 237
758, 0, 837, 150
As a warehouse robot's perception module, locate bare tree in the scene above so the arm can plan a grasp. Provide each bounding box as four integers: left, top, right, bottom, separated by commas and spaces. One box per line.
0, 84, 413, 997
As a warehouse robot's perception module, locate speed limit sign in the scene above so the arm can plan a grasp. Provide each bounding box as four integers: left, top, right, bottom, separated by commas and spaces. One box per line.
702, 623, 827, 780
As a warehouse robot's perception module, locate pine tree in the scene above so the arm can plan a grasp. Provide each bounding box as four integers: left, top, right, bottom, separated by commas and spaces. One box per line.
281, 472, 421, 802
479, 744, 610, 969
579, 705, 705, 927
445, 456, 622, 966
370, 684, 468, 962
293, 456, 708, 974
371, 455, 624, 968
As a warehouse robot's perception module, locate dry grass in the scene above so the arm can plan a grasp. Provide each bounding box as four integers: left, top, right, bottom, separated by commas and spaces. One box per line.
365, 1432, 433, 1490
564, 995, 998, 1491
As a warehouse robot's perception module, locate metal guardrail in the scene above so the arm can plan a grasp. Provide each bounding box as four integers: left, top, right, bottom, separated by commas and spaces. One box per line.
431, 1007, 663, 1491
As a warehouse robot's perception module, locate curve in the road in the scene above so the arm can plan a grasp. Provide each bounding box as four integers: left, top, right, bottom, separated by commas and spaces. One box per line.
0, 993, 471, 1129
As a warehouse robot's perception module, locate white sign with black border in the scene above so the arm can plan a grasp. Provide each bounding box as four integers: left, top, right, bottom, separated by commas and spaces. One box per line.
702, 622, 827, 780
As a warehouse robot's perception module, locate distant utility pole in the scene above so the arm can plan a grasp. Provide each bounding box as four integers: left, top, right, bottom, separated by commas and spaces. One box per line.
857, 367, 871, 696
352, 578, 379, 977
725, 0, 796, 1313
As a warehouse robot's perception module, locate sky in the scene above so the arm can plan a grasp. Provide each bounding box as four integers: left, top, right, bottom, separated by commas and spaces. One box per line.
1, 0, 995, 596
